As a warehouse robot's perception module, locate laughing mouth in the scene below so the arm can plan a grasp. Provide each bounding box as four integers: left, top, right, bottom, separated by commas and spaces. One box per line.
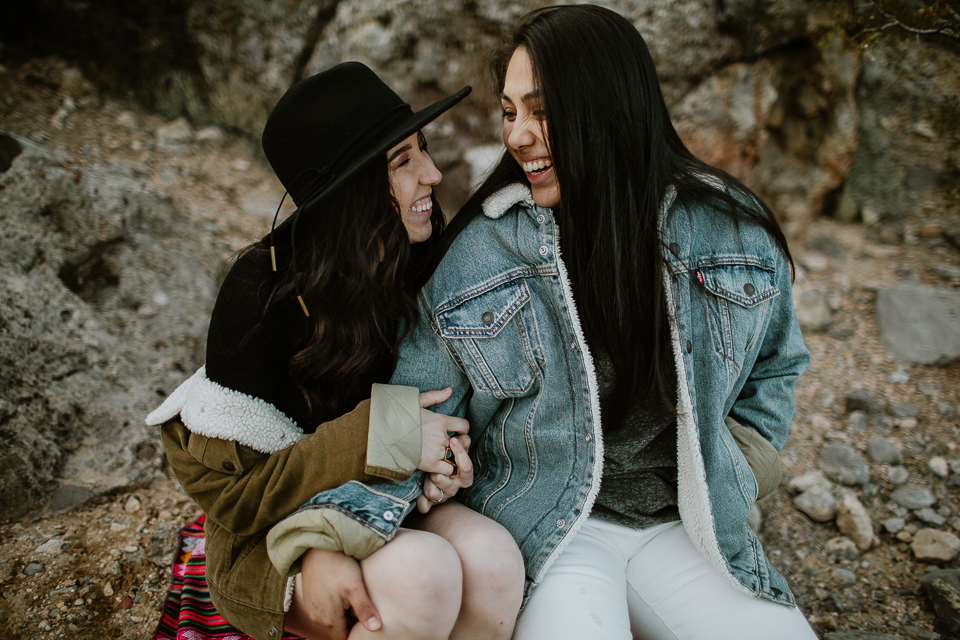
522, 159, 553, 175
409, 197, 432, 213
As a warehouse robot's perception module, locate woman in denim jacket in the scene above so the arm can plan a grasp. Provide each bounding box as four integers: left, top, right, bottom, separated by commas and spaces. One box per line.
269, 6, 816, 639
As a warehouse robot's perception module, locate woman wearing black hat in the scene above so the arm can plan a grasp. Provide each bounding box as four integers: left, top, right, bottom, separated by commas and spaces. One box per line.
147, 63, 525, 640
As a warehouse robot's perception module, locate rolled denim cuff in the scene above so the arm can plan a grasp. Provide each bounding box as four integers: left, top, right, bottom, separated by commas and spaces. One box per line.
266, 477, 423, 577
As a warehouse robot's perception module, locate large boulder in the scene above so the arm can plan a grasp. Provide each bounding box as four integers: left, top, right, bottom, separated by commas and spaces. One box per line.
875, 284, 960, 365
0, 134, 218, 522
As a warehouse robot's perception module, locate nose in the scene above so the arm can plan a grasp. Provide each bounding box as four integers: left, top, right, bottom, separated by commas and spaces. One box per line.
506, 116, 536, 150
421, 155, 442, 186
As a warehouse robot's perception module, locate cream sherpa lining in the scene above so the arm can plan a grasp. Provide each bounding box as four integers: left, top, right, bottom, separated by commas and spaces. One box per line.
145, 366, 303, 455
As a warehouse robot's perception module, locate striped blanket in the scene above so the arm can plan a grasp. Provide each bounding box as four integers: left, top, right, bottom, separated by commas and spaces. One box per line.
153, 514, 302, 640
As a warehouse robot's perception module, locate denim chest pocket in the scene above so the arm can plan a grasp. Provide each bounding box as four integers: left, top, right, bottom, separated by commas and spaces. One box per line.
436, 278, 544, 398
696, 261, 779, 373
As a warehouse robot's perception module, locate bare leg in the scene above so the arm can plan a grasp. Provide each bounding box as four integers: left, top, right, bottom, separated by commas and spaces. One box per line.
287, 529, 463, 640
412, 501, 525, 640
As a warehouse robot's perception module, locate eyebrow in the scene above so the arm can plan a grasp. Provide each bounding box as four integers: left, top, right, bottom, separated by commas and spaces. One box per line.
387, 143, 413, 163
501, 89, 543, 103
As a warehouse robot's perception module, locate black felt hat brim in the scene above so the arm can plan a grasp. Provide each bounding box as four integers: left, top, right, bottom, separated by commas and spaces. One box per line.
286, 85, 471, 222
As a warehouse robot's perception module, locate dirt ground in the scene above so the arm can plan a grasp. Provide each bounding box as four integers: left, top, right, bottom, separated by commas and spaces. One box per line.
1, 57, 959, 639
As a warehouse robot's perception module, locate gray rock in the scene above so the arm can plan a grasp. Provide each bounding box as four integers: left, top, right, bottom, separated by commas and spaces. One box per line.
928, 457, 949, 478
890, 486, 937, 510
867, 436, 901, 465
888, 466, 910, 485
868, 413, 896, 431
875, 284, 960, 364
836, 489, 874, 551
889, 403, 919, 419
916, 508, 947, 526
899, 625, 938, 640
0, 144, 217, 522
820, 442, 871, 486
788, 470, 833, 494
24, 562, 45, 576
919, 569, 960, 636
846, 389, 883, 414
156, 117, 195, 145
825, 536, 861, 561
912, 529, 960, 562
794, 288, 832, 331
832, 567, 858, 585
883, 517, 906, 534
886, 367, 911, 384
937, 402, 959, 417
795, 487, 837, 522
848, 411, 869, 432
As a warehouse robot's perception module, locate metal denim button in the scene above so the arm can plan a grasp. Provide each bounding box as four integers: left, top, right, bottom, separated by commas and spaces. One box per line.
570, 342, 577, 349
743, 282, 756, 296
481, 311, 494, 325
686, 340, 693, 353
539, 245, 548, 255
221, 460, 235, 472
383, 511, 395, 521
585, 434, 592, 442
537, 214, 545, 223
557, 519, 565, 528
269, 628, 277, 637
668, 242, 681, 257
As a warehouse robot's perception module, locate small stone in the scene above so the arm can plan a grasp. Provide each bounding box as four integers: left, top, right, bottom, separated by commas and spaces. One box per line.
110, 522, 129, 532
948, 460, 960, 475
919, 569, 960, 636
124, 496, 142, 513
912, 529, 960, 562
116, 112, 138, 130
825, 536, 860, 561
845, 389, 882, 414
795, 487, 837, 522
103, 582, 114, 597
896, 417, 918, 429
832, 567, 857, 585
24, 562, 45, 576
900, 625, 938, 640
890, 486, 937, 510
883, 517, 906, 534
35, 536, 65, 555
915, 508, 947, 526
195, 126, 225, 144
866, 436, 901, 464
820, 442, 870, 486
886, 368, 910, 383
888, 466, 910, 485
928, 457, 949, 478
788, 471, 832, 494
937, 402, 959, 417
889, 403, 919, 419
871, 414, 896, 430
156, 117, 194, 145
232, 159, 251, 171
897, 530, 914, 542
847, 411, 868, 432
836, 489, 874, 551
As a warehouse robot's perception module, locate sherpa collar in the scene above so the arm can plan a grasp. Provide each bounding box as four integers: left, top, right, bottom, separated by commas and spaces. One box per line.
481, 183, 535, 219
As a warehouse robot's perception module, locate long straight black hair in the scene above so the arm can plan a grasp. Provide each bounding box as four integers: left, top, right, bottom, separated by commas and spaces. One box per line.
247, 139, 445, 419
443, 5, 792, 427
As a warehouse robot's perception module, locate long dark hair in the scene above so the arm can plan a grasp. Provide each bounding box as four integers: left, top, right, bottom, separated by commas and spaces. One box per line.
446, 5, 792, 427
247, 144, 445, 419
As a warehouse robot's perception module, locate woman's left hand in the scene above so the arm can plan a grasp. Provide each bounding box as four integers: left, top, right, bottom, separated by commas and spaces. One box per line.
416, 435, 473, 513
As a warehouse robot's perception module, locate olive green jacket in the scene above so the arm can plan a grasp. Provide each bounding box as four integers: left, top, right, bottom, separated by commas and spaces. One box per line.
148, 368, 422, 640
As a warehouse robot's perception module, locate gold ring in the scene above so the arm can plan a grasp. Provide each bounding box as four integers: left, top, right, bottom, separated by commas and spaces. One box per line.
443, 446, 459, 476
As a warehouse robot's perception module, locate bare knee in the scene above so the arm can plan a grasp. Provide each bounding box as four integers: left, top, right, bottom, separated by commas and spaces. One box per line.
362, 529, 464, 639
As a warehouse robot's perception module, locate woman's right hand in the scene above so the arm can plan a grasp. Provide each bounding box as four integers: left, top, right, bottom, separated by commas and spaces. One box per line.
418, 388, 469, 474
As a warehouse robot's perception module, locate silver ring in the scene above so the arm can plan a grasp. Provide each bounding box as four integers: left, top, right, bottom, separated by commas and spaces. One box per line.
431, 488, 445, 504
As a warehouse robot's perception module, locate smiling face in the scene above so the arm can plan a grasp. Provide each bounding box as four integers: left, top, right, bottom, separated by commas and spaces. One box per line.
387, 132, 442, 244
501, 47, 559, 209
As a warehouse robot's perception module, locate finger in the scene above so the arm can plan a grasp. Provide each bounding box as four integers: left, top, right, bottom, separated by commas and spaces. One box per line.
419, 387, 453, 408
444, 415, 469, 436
450, 436, 473, 477
416, 494, 433, 513
345, 585, 381, 632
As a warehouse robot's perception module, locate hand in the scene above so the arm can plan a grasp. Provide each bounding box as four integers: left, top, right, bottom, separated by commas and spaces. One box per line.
285, 548, 381, 640
418, 388, 469, 474
417, 435, 474, 514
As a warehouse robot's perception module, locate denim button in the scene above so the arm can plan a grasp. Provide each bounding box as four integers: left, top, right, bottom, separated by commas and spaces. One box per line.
685, 340, 693, 353
269, 628, 277, 637
537, 214, 545, 223
585, 434, 592, 442
539, 245, 548, 255
570, 342, 577, 349
481, 311, 494, 325
383, 511, 395, 522
668, 242, 680, 257
743, 282, 755, 296
556, 519, 565, 528
221, 460, 235, 472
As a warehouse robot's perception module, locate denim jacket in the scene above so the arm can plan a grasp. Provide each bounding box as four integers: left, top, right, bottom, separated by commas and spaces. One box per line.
267, 183, 809, 606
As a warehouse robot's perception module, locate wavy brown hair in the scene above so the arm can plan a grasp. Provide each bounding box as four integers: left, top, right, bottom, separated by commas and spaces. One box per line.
247, 140, 444, 419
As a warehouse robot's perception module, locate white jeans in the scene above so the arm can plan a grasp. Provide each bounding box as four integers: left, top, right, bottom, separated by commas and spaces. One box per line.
514, 518, 817, 640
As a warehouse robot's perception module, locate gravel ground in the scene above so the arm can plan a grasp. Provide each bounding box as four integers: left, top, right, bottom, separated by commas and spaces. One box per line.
1, 57, 959, 640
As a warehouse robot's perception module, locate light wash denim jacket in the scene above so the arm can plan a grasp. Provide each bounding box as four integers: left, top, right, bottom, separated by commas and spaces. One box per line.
268, 183, 809, 606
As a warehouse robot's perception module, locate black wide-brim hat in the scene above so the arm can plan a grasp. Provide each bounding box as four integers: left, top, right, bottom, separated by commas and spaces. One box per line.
262, 62, 471, 215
